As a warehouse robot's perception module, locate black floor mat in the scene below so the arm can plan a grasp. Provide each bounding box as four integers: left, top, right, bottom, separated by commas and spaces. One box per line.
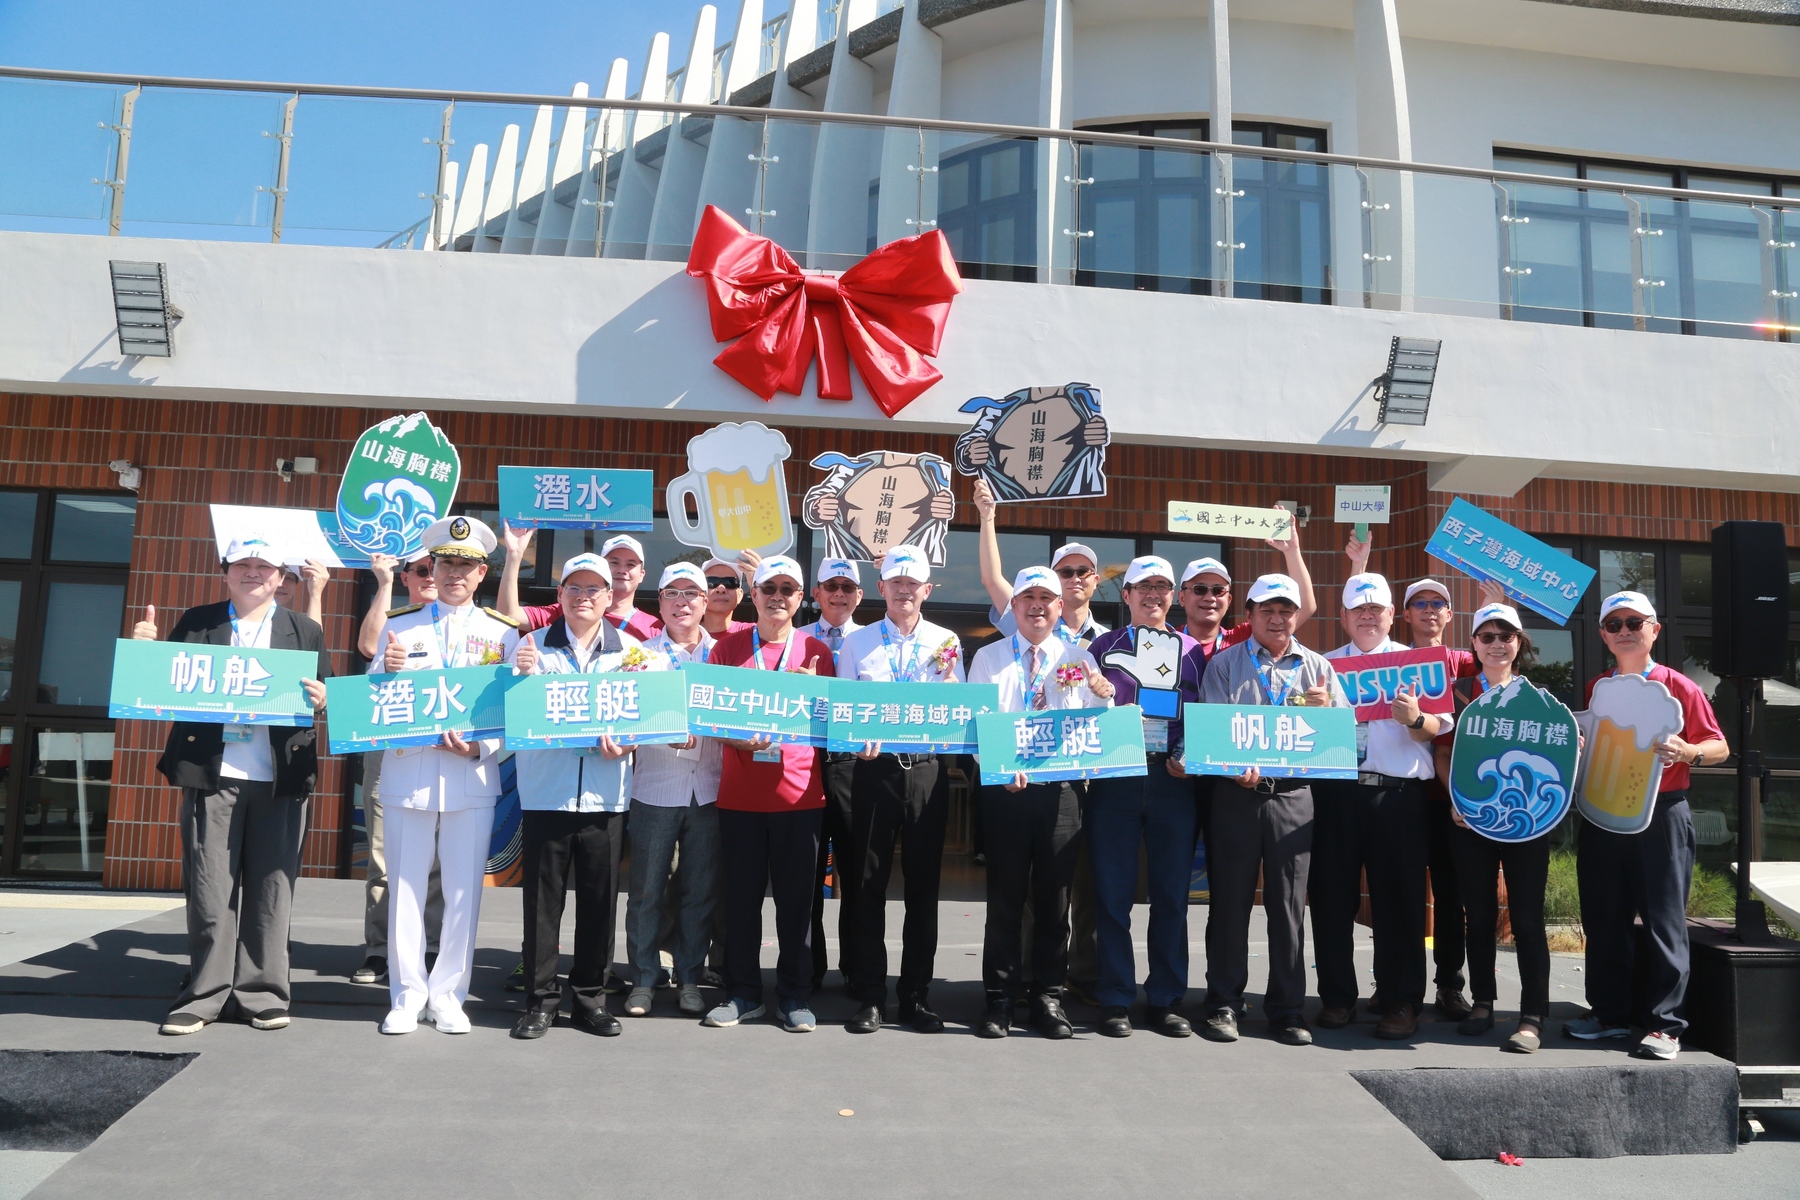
0, 1050, 195, 1151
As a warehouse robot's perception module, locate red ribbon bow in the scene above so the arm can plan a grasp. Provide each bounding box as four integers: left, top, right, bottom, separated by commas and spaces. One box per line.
685, 205, 964, 417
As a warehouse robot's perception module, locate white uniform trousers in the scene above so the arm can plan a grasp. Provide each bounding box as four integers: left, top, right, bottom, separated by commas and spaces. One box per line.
387, 805, 492, 1015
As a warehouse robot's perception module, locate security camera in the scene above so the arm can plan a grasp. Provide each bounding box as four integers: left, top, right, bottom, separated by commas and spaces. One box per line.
108, 459, 141, 491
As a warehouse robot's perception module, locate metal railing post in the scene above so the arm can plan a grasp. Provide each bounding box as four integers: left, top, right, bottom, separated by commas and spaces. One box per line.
1357, 167, 1392, 306
1756, 206, 1797, 334
1493, 181, 1530, 318
425, 102, 455, 250
1061, 141, 1094, 276
1213, 152, 1242, 295
904, 126, 937, 232
260, 94, 297, 243
1625, 194, 1664, 332
94, 86, 139, 236
745, 114, 778, 236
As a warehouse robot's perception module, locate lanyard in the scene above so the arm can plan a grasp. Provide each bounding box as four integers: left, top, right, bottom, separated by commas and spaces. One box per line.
652, 633, 709, 665
1012, 635, 1056, 706
750, 626, 797, 672
228, 602, 272, 649
430, 602, 471, 668
1053, 621, 1081, 646
1255, 654, 1296, 707
880, 620, 925, 682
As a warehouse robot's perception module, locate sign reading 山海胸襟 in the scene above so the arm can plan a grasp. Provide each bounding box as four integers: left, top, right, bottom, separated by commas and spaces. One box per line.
1180, 703, 1359, 779
1448, 677, 1580, 843
1425, 498, 1595, 625
496, 466, 655, 532
109, 639, 319, 725
335, 413, 462, 561
680, 661, 831, 747
504, 670, 690, 749
825, 679, 998, 753
974, 704, 1149, 785
325, 664, 513, 753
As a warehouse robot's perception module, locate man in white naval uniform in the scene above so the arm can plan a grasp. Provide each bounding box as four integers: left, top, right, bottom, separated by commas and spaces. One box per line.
372, 515, 522, 1035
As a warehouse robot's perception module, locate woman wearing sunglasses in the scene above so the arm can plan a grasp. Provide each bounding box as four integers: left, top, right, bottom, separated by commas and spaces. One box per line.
1432, 602, 1551, 1053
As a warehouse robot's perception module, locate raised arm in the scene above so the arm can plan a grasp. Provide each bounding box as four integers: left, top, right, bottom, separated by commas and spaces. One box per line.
1268, 509, 1318, 630
495, 521, 533, 625
973, 478, 1012, 616
300, 558, 329, 629
356, 553, 397, 661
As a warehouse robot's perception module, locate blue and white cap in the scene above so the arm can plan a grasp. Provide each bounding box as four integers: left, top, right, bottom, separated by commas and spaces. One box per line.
1470, 602, 1523, 631
1122, 555, 1176, 587
1341, 572, 1393, 610
1011, 566, 1061, 599
753, 555, 805, 588
818, 557, 861, 585
223, 534, 280, 566
658, 561, 706, 591
600, 534, 645, 562
880, 545, 931, 582
1181, 557, 1231, 585
1599, 590, 1657, 622
559, 552, 613, 586
1247, 573, 1303, 606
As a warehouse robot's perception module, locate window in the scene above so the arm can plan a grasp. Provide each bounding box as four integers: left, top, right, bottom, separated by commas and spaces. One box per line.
933, 137, 1038, 282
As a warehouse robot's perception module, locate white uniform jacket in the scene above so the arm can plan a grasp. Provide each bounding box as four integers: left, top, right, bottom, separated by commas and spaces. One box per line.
511, 617, 644, 813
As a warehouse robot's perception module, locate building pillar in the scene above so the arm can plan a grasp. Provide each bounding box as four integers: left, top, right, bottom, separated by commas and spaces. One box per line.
1353, 0, 1415, 309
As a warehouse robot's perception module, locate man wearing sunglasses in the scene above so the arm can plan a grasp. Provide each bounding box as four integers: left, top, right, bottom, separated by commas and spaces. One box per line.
1178, 529, 1319, 662
806, 558, 865, 992
701, 554, 757, 638
1567, 591, 1727, 1062
838, 545, 965, 1034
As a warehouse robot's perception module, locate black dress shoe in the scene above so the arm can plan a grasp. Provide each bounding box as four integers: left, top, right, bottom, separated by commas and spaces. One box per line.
512, 1011, 553, 1040
1144, 1006, 1192, 1038
976, 999, 1011, 1039
845, 1005, 883, 1034
1098, 1005, 1133, 1038
1033, 997, 1074, 1040
572, 1007, 622, 1037
898, 1000, 944, 1033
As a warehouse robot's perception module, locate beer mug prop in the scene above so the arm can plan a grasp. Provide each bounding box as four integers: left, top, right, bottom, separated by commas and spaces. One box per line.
666, 421, 796, 559
1574, 673, 1685, 835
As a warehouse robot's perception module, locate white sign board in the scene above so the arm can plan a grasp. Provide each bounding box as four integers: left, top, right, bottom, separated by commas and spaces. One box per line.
1334, 485, 1392, 525
209, 504, 371, 570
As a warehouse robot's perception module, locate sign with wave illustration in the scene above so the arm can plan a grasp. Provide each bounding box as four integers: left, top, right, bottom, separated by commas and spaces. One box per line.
1448, 677, 1580, 843
1574, 672, 1685, 835
335, 413, 463, 560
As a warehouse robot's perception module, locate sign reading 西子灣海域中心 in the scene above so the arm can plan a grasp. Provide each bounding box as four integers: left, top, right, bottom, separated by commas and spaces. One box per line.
681, 661, 829, 747
325, 664, 513, 754
1180, 703, 1358, 779
826, 679, 998, 753
504, 670, 689, 749
1449, 677, 1580, 843
975, 704, 1149, 785
1334, 647, 1454, 723
1167, 502, 1294, 541
335, 413, 462, 561
496, 467, 655, 532
108, 639, 319, 725
1425, 498, 1596, 626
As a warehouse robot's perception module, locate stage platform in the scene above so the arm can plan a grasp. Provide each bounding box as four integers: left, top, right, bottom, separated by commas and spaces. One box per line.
0, 879, 1795, 1200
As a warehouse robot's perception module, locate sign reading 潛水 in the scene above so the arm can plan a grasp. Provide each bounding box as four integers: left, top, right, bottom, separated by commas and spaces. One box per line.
975, 704, 1149, 785
1181, 703, 1358, 779
335, 413, 462, 561
681, 661, 830, 747
325, 664, 513, 753
496, 466, 655, 532
1333, 647, 1454, 723
504, 670, 689, 749
825, 679, 999, 753
108, 639, 318, 725
1167, 502, 1294, 540
1449, 677, 1580, 843
1425, 498, 1595, 625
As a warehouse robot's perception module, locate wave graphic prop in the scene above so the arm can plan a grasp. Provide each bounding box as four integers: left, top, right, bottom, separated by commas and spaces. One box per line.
337, 477, 440, 558
1463, 749, 1570, 840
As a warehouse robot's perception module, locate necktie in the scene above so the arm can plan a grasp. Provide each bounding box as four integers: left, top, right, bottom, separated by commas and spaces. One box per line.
1026, 645, 1047, 710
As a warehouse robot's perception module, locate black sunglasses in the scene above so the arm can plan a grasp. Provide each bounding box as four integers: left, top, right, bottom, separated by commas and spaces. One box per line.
1601, 616, 1649, 634
705, 575, 741, 591
757, 583, 800, 598
1475, 630, 1518, 645
1184, 583, 1229, 598
1056, 566, 1095, 580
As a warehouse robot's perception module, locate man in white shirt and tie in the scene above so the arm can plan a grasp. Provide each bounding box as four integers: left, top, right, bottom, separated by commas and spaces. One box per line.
968, 567, 1114, 1039
836, 545, 965, 1034
805, 557, 865, 992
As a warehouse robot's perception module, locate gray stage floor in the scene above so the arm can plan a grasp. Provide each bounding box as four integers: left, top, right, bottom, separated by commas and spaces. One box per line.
0, 879, 1795, 1200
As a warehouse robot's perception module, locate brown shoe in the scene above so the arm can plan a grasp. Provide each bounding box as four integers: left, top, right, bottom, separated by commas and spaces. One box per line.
1316, 1007, 1353, 1029
1434, 988, 1473, 1021
1375, 1002, 1420, 1040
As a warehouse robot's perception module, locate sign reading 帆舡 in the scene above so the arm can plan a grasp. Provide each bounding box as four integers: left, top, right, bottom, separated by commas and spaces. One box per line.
825, 679, 998, 753
504, 670, 689, 749
108, 639, 318, 725
1425, 498, 1595, 625
1334, 646, 1454, 723
1180, 703, 1358, 779
975, 704, 1149, 785
496, 466, 655, 532
335, 413, 462, 561
1167, 502, 1294, 541
325, 664, 512, 753
680, 661, 830, 747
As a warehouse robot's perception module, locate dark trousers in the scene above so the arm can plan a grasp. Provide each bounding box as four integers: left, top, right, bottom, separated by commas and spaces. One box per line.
522, 810, 624, 1016
848, 754, 948, 1007
1087, 767, 1196, 1009
720, 806, 822, 1007
625, 798, 719, 987
812, 753, 858, 987
1451, 826, 1551, 1021
1424, 779, 1467, 993
173, 782, 307, 1021
1311, 779, 1430, 1012
1578, 792, 1696, 1036
980, 782, 1082, 1001
1205, 780, 1314, 1021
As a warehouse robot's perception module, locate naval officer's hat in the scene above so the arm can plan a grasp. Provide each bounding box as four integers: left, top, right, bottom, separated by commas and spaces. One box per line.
422, 515, 497, 561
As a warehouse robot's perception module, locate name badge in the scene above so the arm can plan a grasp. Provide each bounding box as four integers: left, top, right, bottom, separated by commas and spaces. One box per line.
222, 725, 254, 744
1142, 717, 1169, 754
753, 747, 784, 764
675, 743, 700, 761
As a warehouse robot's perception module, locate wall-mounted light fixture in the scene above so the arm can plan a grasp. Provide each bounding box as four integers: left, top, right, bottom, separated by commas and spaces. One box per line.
1375, 336, 1442, 426
109, 260, 182, 357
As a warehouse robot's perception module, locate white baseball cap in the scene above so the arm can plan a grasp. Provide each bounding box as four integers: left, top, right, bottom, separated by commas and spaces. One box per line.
1470, 602, 1523, 631
1342, 572, 1393, 610
223, 534, 280, 566
1122, 555, 1176, 587
1011, 566, 1061, 599
753, 555, 805, 588
1404, 579, 1451, 606
818, 558, 861, 585
1247, 574, 1303, 606
600, 535, 645, 562
1181, 557, 1231, 585
658, 562, 706, 591
701, 555, 739, 575
558, 552, 613, 586
1599, 591, 1657, 622
880, 545, 931, 582
1050, 542, 1098, 571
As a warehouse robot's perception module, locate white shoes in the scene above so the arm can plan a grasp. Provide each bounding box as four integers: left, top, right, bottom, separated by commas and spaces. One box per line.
424, 999, 472, 1034
380, 1007, 420, 1035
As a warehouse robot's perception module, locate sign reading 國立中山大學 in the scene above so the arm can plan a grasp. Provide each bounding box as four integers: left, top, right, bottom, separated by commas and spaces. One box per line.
496, 467, 655, 532
1425, 497, 1596, 625
504, 670, 690, 749
1166, 501, 1294, 540
680, 661, 830, 747
325, 664, 513, 753
825, 679, 998, 753
335, 413, 462, 561
108, 639, 319, 725
1333, 646, 1455, 723
974, 704, 1149, 785
1180, 703, 1359, 779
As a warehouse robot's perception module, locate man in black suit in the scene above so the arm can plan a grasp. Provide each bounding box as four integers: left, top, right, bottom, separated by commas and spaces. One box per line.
134, 534, 331, 1036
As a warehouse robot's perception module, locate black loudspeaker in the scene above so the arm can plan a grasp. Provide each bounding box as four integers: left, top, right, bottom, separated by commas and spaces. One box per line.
1711, 521, 1790, 680
1685, 919, 1800, 1066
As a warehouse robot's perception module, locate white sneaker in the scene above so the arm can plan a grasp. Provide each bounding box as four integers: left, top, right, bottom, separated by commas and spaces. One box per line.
380, 1007, 419, 1035
1562, 1014, 1630, 1040
425, 1000, 472, 1034
1633, 1031, 1680, 1060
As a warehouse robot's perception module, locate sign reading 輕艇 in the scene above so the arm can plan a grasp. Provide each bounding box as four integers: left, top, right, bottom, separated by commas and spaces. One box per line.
1334, 647, 1454, 723
1180, 703, 1359, 779
1449, 677, 1580, 843
1425, 498, 1596, 625
504, 670, 689, 749
681, 661, 830, 747
335, 413, 462, 561
108, 639, 318, 725
975, 705, 1149, 785
826, 679, 998, 753
496, 467, 655, 532
325, 664, 513, 753
1167, 502, 1294, 541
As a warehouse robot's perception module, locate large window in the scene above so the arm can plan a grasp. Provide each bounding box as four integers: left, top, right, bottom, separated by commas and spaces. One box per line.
0, 488, 137, 877
933, 137, 1039, 282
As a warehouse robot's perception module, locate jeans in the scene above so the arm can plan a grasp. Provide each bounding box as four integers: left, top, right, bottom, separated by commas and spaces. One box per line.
1086, 766, 1197, 1009
626, 798, 720, 987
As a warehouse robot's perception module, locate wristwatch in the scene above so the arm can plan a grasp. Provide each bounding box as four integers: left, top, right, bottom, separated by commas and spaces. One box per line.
1692, 749, 1704, 767
1408, 714, 1427, 730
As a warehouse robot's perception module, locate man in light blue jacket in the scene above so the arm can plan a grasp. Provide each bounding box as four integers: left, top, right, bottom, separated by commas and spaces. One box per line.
510, 552, 639, 1040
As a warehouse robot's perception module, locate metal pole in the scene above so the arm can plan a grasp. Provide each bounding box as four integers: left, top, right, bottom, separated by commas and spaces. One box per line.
746, 114, 777, 236
428, 102, 454, 250
1213, 152, 1242, 295
96, 86, 139, 236
904, 125, 937, 233
1735, 678, 1773, 944
262, 94, 297, 243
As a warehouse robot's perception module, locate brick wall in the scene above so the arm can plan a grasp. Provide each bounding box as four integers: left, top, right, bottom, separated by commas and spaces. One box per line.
1, 390, 1794, 888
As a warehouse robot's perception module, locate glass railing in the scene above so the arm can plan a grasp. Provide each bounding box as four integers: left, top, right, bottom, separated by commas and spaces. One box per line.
1, 70, 1794, 340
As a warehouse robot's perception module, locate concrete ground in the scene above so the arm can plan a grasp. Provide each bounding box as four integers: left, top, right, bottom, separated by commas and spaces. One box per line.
0, 879, 1795, 1200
